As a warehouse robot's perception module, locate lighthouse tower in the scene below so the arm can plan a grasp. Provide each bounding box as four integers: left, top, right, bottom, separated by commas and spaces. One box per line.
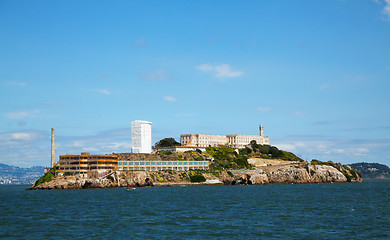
259, 124, 264, 136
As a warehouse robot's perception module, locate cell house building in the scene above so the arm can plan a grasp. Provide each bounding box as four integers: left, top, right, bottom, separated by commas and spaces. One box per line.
131, 120, 152, 154
181, 124, 270, 148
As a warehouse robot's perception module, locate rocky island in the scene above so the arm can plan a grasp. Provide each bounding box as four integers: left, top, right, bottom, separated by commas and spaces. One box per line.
27, 144, 362, 190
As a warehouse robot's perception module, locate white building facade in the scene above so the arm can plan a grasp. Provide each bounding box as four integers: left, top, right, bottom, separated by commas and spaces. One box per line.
131, 120, 152, 153
181, 125, 269, 148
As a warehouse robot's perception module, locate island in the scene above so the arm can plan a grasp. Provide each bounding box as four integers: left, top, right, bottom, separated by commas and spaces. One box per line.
27, 143, 362, 190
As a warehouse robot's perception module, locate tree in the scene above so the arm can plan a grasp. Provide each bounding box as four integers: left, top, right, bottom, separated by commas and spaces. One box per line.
154, 138, 180, 148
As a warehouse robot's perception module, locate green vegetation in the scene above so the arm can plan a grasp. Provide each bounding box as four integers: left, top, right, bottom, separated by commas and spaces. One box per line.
189, 172, 206, 183
158, 151, 173, 156
206, 143, 302, 171
34, 166, 57, 186
154, 138, 180, 148
244, 141, 303, 161
179, 172, 189, 181
206, 146, 252, 170
227, 171, 234, 177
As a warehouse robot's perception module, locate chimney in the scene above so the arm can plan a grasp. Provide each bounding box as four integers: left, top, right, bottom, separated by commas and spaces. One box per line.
51, 128, 55, 168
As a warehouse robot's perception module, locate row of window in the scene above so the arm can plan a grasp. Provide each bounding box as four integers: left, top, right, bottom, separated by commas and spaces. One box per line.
119, 166, 209, 171
118, 161, 208, 166
60, 166, 115, 170
60, 161, 118, 165
60, 157, 117, 160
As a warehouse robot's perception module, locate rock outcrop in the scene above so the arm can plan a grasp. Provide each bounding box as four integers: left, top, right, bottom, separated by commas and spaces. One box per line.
27, 162, 362, 190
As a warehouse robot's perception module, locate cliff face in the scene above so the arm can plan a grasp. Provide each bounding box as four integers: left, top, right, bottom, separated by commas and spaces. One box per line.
27, 162, 362, 190
224, 164, 355, 185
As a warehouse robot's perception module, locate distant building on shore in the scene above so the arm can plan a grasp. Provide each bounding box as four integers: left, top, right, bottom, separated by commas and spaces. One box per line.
131, 120, 152, 154
180, 124, 269, 148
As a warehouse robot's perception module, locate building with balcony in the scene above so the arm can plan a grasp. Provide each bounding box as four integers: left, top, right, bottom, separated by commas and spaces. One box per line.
58, 152, 118, 178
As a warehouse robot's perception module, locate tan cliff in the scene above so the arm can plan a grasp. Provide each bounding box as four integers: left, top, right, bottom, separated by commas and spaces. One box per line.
27, 162, 362, 190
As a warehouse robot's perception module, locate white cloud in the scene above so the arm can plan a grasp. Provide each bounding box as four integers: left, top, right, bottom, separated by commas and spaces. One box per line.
163, 96, 177, 102
5, 109, 41, 119
271, 137, 390, 164
95, 89, 112, 95
374, 0, 390, 19
384, 0, 390, 18
275, 143, 297, 151
141, 69, 171, 81
215, 64, 243, 78
5, 81, 27, 87
257, 106, 271, 112
196, 63, 244, 78
10, 132, 35, 141
196, 63, 214, 72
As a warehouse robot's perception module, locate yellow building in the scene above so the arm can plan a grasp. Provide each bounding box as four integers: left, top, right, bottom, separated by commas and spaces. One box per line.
58, 152, 118, 178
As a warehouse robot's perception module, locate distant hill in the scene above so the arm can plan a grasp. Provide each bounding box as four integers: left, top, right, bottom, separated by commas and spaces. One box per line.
350, 162, 390, 179
0, 163, 45, 184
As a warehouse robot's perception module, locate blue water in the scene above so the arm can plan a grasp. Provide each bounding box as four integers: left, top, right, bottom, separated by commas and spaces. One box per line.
1, 180, 389, 239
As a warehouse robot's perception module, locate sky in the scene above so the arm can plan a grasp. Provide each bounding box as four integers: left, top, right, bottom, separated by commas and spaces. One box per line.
1, 0, 390, 168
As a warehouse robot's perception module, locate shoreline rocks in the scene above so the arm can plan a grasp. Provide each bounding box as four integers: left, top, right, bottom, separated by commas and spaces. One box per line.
26, 162, 362, 190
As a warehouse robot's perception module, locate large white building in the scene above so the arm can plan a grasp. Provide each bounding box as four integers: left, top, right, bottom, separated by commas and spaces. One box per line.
131, 120, 152, 153
181, 125, 269, 148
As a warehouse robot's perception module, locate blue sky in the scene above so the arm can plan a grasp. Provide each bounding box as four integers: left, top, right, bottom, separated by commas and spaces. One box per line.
1, 0, 390, 167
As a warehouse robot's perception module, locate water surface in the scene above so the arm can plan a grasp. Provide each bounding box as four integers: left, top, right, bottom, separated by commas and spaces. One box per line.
1, 180, 389, 239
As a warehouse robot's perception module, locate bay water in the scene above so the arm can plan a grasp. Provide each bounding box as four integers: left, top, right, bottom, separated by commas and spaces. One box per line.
1, 179, 389, 239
